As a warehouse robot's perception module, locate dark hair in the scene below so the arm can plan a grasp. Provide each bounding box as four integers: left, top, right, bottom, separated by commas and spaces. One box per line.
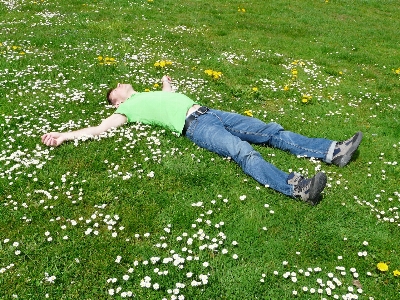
106, 88, 114, 105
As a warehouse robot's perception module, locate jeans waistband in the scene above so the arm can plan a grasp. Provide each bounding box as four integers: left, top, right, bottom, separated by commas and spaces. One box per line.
182, 106, 209, 136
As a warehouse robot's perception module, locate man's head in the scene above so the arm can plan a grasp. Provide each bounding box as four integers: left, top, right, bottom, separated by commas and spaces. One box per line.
106, 83, 135, 107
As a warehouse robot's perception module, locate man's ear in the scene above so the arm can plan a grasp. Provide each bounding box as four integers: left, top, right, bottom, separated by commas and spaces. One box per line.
113, 100, 122, 108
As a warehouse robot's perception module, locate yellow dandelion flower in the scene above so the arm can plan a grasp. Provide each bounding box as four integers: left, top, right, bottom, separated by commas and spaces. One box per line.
291, 60, 298, 65
19, 51, 25, 55
393, 270, 400, 277
98, 56, 116, 65
212, 71, 222, 79
377, 262, 389, 272
252, 87, 258, 92
244, 110, 253, 117
154, 60, 172, 68
283, 85, 290, 91
302, 94, 312, 103
394, 68, 400, 75
205, 69, 222, 79
144, 88, 150, 92
291, 69, 298, 76
153, 83, 159, 88
339, 71, 343, 75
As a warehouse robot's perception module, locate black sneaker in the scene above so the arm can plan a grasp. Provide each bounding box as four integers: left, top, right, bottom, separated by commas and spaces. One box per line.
292, 172, 327, 205
331, 132, 363, 167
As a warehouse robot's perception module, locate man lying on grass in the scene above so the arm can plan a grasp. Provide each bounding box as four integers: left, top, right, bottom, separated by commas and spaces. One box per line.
41, 75, 362, 205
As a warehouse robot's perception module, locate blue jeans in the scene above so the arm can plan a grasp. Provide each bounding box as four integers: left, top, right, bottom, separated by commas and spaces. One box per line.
184, 109, 335, 196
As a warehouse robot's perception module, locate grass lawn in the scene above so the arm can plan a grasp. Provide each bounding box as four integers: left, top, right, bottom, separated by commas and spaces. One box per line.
0, 0, 399, 299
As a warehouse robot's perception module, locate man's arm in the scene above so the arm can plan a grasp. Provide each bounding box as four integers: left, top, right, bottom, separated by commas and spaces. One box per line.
161, 75, 173, 92
41, 113, 127, 147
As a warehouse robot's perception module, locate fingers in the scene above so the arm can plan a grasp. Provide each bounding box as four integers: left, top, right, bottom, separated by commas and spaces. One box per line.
41, 133, 50, 144
41, 133, 59, 147
42, 135, 52, 146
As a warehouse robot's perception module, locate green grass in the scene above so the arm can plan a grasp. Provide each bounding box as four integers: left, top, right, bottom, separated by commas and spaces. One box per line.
1, 0, 399, 299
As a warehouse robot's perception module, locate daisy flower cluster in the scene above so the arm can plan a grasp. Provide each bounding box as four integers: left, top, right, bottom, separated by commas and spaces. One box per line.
0, 40, 34, 62
263, 238, 397, 299
164, 24, 206, 35
32, 10, 65, 27
255, 56, 342, 104
353, 150, 400, 227
43, 272, 56, 284
0, 0, 25, 11
355, 190, 400, 226
0, 239, 21, 274
219, 51, 248, 65
105, 194, 240, 299
51, 206, 125, 239
268, 265, 364, 299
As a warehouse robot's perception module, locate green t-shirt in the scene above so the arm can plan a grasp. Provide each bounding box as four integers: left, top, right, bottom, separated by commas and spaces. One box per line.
115, 91, 196, 134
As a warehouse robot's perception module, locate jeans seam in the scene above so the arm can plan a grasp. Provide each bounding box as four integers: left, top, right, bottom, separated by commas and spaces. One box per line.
226, 127, 271, 138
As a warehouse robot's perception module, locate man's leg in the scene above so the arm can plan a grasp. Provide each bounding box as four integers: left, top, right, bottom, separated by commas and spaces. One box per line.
210, 110, 335, 162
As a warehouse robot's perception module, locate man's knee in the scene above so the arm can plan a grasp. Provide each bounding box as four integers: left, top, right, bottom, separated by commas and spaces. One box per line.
268, 122, 284, 133
233, 142, 261, 164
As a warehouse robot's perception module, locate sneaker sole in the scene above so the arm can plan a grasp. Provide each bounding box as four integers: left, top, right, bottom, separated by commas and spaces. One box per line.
336, 131, 363, 167
307, 172, 327, 205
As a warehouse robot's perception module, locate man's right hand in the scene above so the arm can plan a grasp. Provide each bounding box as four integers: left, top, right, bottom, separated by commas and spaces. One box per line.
40, 113, 128, 147
41, 132, 66, 147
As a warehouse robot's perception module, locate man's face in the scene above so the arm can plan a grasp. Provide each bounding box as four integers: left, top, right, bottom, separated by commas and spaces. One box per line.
109, 83, 135, 107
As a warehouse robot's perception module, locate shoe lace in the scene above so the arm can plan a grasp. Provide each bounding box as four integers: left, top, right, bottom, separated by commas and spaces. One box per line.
294, 178, 311, 193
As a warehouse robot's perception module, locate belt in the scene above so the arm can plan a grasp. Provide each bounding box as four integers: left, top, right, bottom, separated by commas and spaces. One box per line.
182, 106, 209, 136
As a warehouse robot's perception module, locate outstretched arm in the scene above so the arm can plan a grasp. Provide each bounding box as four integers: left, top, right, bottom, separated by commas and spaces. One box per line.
161, 75, 173, 92
41, 113, 127, 147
